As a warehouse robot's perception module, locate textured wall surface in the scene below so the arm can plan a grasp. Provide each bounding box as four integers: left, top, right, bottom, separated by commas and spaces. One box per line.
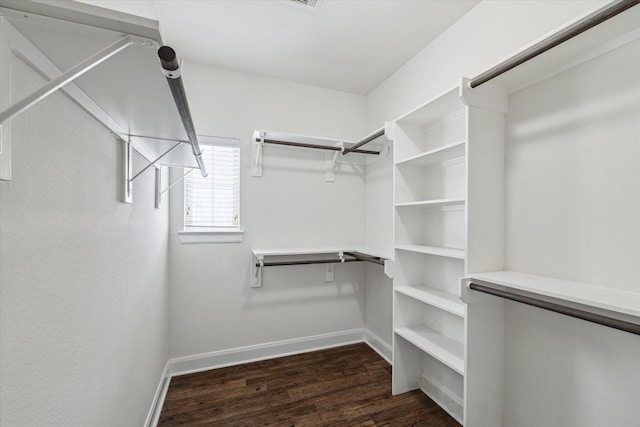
0, 49, 169, 426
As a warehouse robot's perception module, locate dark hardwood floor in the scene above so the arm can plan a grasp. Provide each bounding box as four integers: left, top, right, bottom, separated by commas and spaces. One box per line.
158, 342, 461, 426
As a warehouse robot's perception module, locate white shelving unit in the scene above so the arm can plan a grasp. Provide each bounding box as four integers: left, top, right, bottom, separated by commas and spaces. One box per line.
459, 5, 640, 427
391, 85, 467, 423
390, 80, 507, 424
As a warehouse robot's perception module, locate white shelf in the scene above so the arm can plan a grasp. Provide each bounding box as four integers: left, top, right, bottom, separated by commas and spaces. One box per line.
395, 86, 462, 127
252, 246, 391, 260
395, 198, 465, 208
395, 326, 464, 375
468, 271, 640, 319
395, 140, 465, 167
396, 244, 465, 260
396, 285, 464, 317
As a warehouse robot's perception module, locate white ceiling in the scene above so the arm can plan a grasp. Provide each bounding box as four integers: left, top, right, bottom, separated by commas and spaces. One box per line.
152, 0, 480, 95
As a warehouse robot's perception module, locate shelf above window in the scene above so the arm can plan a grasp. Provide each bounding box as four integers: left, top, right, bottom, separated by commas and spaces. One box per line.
395, 140, 465, 167
396, 244, 465, 260
395, 285, 465, 317
395, 326, 464, 375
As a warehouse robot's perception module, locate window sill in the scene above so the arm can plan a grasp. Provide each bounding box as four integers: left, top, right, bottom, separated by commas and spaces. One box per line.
178, 229, 244, 244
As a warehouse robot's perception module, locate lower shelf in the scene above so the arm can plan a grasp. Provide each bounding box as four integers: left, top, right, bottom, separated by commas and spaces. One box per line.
394, 326, 464, 375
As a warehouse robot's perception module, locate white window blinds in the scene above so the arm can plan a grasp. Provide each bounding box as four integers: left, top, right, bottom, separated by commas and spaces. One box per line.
184, 143, 240, 229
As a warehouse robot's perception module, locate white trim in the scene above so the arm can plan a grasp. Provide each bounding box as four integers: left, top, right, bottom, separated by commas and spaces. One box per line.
178, 229, 244, 244
144, 361, 170, 427
420, 373, 464, 425
169, 329, 365, 377
364, 330, 392, 364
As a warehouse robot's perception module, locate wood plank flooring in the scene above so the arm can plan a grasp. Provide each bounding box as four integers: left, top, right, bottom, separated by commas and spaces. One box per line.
158, 343, 461, 426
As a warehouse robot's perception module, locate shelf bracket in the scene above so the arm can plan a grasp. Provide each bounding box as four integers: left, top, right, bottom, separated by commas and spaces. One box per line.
0, 17, 11, 181
325, 144, 341, 182
252, 253, 264, 288
0, 35, 134, 125
129, 141, 182, 183
326, 263, 335, 282
122, 138, 133, 203
252, 131, 263, 177
155, 167, 195, 209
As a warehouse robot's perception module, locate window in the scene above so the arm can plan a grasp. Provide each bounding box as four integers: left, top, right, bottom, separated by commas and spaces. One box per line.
184, 142, 240, 231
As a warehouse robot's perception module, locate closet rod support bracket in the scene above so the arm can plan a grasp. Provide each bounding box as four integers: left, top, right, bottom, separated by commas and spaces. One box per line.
122, 138, 133, 203
0, 35, 134, 125
252, 131, 263, 177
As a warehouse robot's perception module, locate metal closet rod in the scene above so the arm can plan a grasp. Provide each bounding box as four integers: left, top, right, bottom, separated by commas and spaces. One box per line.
258, 138, 380, 155
342, 128, 385, 155
469, 283, 640, 336
257, 252, 385, 268
158, 46, 208, 177
469, 0, 640, 88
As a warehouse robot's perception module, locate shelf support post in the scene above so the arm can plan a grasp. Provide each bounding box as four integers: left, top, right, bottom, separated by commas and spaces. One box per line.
252, 253, 264, 288
122, 137, 133, 203
325, 144, 341, 182
0, 35, 134, 124
252, 131, 263, 177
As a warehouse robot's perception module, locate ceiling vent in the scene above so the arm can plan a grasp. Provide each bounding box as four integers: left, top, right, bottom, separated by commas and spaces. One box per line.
288, 0, 319, 9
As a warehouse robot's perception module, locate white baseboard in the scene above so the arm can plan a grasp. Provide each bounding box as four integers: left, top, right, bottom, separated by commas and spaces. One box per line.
364, 330, 392, 364
420, 373, 463, 425
144, 361, 170, 427
169, 328, 366, 377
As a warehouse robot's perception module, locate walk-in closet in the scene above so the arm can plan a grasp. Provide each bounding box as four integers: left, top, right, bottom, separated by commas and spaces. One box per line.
1, 1, 638, 426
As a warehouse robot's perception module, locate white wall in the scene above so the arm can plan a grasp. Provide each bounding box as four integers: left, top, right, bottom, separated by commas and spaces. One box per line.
365, 0, 608, 130
502, 39, 640, 427
0, 52, 168, 424
167, 63, 370, 358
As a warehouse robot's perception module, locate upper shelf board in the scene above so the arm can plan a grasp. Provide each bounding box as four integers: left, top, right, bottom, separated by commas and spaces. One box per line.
394, 86, 463, 128
468, 271, 640, 319
0, 1, 200, 159
254, 127, 388, 153
253, 246, 391, 260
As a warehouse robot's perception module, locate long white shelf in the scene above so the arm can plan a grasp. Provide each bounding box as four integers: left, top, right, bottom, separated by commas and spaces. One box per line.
395, 198, 465, 208
468, 271, 640, 319
395, 244, 465, 260
252, 246, 391, 260
395, 326, 464, 375
396, 285, 465, 317
395, 140, 465, 167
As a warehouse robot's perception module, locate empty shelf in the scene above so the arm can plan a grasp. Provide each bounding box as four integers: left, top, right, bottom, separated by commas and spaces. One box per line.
396, 285, 465, 317
395, 245, 465, 260
395, 140, 465, 167
395, 326, 464, 375
395, 198, 465, 208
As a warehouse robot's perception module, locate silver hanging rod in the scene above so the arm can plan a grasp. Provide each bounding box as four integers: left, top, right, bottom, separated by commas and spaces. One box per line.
158, 46, 208, 177
0, 35, 134, 124
342, 128, 385, 155
469, 0, 640, 88
259, 138, 380, 155
343, 251, 385, 266
469, 282, 640, 336
129, 141, 181, 182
